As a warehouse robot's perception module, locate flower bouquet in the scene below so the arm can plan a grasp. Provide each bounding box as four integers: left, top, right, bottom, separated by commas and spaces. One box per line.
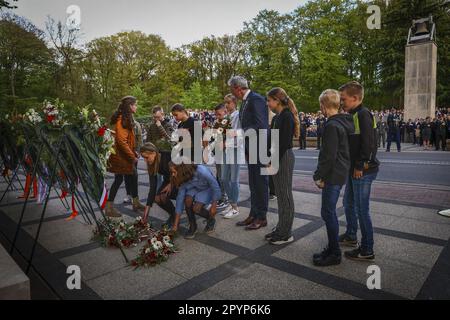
130, 228, 176, 269
92, 217, 152, 248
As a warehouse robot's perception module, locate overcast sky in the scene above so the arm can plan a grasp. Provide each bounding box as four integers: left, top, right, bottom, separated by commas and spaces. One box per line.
11, 0, 308, 48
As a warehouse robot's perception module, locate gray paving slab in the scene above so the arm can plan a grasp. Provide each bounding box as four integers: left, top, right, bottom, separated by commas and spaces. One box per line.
273, 226, 443, 299
86, 264, 186, 300
198, 263, 358, 300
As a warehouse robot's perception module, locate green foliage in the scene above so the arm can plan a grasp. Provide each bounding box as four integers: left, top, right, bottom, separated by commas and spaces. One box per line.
1, 0, 449, 116
181, 81, 222, 110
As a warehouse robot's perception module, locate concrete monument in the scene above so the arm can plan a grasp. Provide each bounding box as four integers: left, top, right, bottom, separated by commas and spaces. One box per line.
404, 16, 437, 121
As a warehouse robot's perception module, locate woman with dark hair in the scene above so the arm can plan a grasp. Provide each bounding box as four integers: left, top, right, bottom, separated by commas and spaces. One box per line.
140, 142, 177, 228
106, 96, 141, 218
265, 87, 299, 245
170, 161, 221, 239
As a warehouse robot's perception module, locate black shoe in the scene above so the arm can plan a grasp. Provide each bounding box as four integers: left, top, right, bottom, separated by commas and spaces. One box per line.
313, 247, 331, 261
204, 218, 216, 234
344, 247, 375, 262
184, 224, 197, 239
264, 228, 277, 241
313, 251, 342, 267
338, 234, 358, 247
269, 234, 294, 245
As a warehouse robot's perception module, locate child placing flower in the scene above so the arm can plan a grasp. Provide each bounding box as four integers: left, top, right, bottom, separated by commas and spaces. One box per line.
169, 162, 222, 239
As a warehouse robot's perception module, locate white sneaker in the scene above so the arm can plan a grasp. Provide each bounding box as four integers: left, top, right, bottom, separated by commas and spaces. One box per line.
123, 196, 131, 204
223, 209, 240, 219
219, 205, 233, 216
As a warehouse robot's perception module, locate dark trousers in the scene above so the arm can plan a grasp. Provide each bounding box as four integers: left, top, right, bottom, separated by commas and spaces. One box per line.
156, 182, 177, 225
272, 150, 295, 238
378, 132, 386, 148
248, 162, 268, 220
299, 134, 306, 149
109, 174, 138, 202
269, 176, 276, 196
387, 131, 401, 151
321, 183, 343, 254
435, 134, 446, 150
317, 135, 322, 149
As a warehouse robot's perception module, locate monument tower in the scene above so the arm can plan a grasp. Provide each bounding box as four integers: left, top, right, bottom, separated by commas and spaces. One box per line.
404, 16, 437, 121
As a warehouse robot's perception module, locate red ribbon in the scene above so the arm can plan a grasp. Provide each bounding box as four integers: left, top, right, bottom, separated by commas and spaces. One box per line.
66, 194, 79, 221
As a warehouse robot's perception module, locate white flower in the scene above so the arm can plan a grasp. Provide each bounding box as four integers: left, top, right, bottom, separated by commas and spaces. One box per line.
217, 128, 224, 135
119, 222, 125, 228
136, 216, 142, 222
221, 119, 228, 126
163, 236, 173, 248
145, 247, 151, 254
154, 241, 163, 250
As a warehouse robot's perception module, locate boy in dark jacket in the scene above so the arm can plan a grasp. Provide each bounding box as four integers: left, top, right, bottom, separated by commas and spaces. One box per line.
339, 81, 379, 262
313, 89, 354, 267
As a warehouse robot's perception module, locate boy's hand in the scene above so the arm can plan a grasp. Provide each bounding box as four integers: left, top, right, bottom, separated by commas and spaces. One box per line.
314, 179, 325, 189
353, 169, 363, 179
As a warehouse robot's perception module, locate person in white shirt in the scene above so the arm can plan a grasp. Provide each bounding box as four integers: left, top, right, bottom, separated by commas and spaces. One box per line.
220, 93, 243, 219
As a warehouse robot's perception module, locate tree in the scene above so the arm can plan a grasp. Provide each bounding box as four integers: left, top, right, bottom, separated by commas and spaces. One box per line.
181, 81, 221, 110
0, 13, 54, 113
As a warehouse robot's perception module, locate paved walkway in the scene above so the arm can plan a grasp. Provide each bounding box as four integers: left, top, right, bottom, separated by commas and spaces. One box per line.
0, 168, 449, 300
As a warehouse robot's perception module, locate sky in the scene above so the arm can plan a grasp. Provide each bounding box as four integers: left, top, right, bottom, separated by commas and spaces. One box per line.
10, 0, 308, 48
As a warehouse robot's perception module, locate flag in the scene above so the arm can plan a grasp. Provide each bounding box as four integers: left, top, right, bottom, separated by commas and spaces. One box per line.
100, 182, 108, 209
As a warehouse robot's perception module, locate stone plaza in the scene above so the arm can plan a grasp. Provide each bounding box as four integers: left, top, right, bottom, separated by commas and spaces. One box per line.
1, 146, 449, 300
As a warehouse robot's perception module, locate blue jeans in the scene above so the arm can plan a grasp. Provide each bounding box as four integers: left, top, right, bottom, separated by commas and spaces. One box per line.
321, 184, 343, 254
221, 150, 240, 205
343, 172, 378, 253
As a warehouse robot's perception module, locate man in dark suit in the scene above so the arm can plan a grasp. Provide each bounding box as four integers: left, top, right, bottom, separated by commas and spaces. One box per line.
228, 76, 269, 230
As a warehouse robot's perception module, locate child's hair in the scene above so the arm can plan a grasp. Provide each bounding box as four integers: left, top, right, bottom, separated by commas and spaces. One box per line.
140, 142, 161, 176
339, 81, 364, 101
267, 87, 300, 138
319, 89, 341, 110
169, 161, 198, 187
110, 96, 137, 130
152, 106, 163, 114
214, 103, 226, 111
171, 103, 188, 115
224, 94, 237, 104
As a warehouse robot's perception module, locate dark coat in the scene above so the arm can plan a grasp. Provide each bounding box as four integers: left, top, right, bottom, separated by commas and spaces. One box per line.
314, 114, 354, 186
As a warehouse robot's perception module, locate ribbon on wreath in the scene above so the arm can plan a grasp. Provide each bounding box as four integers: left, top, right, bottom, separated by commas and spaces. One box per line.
65, 193, 79, 221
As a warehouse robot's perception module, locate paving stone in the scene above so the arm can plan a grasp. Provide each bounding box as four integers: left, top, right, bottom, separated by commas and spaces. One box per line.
273, 227, 443, 299
201, 263, 358, 300
86, 264, 186, 300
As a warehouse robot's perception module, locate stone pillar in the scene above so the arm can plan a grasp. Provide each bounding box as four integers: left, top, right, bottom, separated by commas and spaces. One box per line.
404, 42, 437, 121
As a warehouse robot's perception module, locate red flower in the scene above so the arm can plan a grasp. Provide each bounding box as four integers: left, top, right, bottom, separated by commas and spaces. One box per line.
98, 126, 107, 137
46, 115, 55, 123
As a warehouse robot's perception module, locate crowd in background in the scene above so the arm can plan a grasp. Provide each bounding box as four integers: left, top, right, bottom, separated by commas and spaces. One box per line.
139, 106, 450, 152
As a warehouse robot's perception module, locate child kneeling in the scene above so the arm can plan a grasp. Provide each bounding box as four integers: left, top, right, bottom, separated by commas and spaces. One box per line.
171, 162, 222, 239
313, 89, 354, 267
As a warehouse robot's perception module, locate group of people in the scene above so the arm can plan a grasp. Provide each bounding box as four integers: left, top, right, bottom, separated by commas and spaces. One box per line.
105, 78, 380, 267
373, 108, 449, 152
